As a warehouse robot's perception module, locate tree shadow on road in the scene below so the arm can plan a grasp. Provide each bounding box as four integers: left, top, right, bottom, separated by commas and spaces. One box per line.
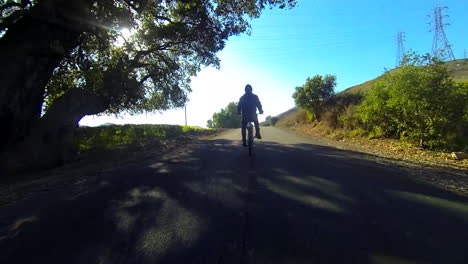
1, 138, 468, 264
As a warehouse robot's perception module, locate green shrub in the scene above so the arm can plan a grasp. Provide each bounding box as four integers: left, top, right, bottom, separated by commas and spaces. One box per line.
358, 53, 468, 150
348, 128, 367, 138
305, 111, 315, 122
338, 105, 361, 130
367, 126, 386, 139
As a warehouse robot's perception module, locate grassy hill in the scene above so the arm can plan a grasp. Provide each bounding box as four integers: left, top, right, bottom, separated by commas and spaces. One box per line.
444, 59, 468, 82
340, 59, 468, 95
276, 59, 468, 124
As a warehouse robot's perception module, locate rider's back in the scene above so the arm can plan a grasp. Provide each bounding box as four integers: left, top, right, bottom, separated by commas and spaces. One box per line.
239, 93, 261, 118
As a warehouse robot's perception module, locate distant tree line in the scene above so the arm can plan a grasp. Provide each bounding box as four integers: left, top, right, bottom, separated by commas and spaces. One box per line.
264, 116, 278, 126
207, 102, 241, 128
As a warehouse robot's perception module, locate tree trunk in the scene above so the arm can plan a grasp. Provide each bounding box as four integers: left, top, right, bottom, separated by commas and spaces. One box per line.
4, 89, 108, 176
0, 0, 93, 151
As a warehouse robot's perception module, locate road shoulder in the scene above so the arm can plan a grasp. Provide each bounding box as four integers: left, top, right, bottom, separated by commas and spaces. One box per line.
276, 125, 468, 196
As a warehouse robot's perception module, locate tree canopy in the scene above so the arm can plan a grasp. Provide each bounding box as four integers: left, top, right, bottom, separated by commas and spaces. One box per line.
1, 0, 296, 116
0, 0, 296, 172
292, 74, 336, 120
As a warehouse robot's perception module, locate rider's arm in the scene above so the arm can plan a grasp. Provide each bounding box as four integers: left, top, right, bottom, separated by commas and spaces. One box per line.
256, 96, 264, 114
237, 97, 243, 115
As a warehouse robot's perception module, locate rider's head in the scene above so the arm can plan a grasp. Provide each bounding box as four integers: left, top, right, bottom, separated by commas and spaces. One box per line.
245, 84, 253, 93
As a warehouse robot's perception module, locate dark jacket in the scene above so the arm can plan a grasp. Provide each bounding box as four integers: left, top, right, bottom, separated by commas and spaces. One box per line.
238, 92, 263, 120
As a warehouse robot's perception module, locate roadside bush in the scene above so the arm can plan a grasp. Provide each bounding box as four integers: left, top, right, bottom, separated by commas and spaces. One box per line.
324, 93, 363, 113
305, 111, 315, 122
338, 105, 361, 130
358, 53, 468, 150
318, 93, 363, 130
321, 111, 339, 129
348, 128, 367, 138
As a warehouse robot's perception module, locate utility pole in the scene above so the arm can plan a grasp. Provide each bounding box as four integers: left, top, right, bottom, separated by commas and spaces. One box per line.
184, 106, 187, 126
429, 6, 455, 61
396, 32, 406, 67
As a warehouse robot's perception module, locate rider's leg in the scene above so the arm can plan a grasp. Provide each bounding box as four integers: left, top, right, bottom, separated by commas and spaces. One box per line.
241, 118, 247, 146
254, 118, 261, 139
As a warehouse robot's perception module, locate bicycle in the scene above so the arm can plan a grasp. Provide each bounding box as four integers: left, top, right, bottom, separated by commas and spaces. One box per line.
246, 121, 254, 156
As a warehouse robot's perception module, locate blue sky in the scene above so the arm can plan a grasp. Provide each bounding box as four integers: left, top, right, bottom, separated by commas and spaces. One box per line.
80, 0, 468, 127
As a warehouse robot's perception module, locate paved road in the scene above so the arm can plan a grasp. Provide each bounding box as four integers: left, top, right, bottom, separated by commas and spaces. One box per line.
1, 127, 468, 264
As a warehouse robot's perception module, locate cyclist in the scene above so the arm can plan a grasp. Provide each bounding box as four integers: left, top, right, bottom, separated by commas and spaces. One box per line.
237, 84, 263, 147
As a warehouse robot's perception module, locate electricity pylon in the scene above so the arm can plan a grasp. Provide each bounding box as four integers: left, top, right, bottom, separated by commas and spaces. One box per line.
429, 7, 455, 61
396, 32, 406, 67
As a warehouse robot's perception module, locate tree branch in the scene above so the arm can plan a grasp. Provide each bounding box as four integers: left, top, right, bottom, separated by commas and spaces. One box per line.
154, 15, 175, 24
129, 39, 186, 66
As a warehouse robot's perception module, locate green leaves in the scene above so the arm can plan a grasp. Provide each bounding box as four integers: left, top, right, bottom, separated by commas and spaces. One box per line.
358, 53, 468, 149
39, 0, 297, 119
292, 74, 336, 121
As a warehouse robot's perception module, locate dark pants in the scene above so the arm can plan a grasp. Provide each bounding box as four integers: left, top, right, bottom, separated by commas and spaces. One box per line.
241, 116, 260, 141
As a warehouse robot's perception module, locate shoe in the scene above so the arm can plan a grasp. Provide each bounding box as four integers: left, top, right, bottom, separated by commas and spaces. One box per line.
242, 140, 247, 147
255, 134, 262, 139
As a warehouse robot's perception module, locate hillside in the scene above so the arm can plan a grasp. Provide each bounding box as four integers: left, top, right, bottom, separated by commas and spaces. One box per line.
272, 58, 468, 170
276, 58, 468, 123
341, 59, 468, 95
444, 59, 468, 82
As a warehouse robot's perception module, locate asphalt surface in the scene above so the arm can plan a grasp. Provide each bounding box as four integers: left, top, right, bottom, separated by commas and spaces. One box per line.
1, 127, 468, 264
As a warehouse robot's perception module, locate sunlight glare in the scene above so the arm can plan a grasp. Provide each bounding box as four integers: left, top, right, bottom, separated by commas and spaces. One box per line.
114, 27, 134, 47
120, 28, 132, 39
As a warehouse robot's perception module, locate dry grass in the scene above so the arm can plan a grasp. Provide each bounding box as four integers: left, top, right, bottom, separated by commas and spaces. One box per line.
275, 108, 310, 127
445, 59, 468, 81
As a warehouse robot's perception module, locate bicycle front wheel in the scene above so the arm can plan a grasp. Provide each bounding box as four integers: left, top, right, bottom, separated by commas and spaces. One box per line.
248, 125, 253, 156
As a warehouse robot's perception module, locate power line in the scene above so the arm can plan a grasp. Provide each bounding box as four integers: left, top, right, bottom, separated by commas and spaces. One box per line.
396, 32, 406, 67
429, 6, 455, 61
